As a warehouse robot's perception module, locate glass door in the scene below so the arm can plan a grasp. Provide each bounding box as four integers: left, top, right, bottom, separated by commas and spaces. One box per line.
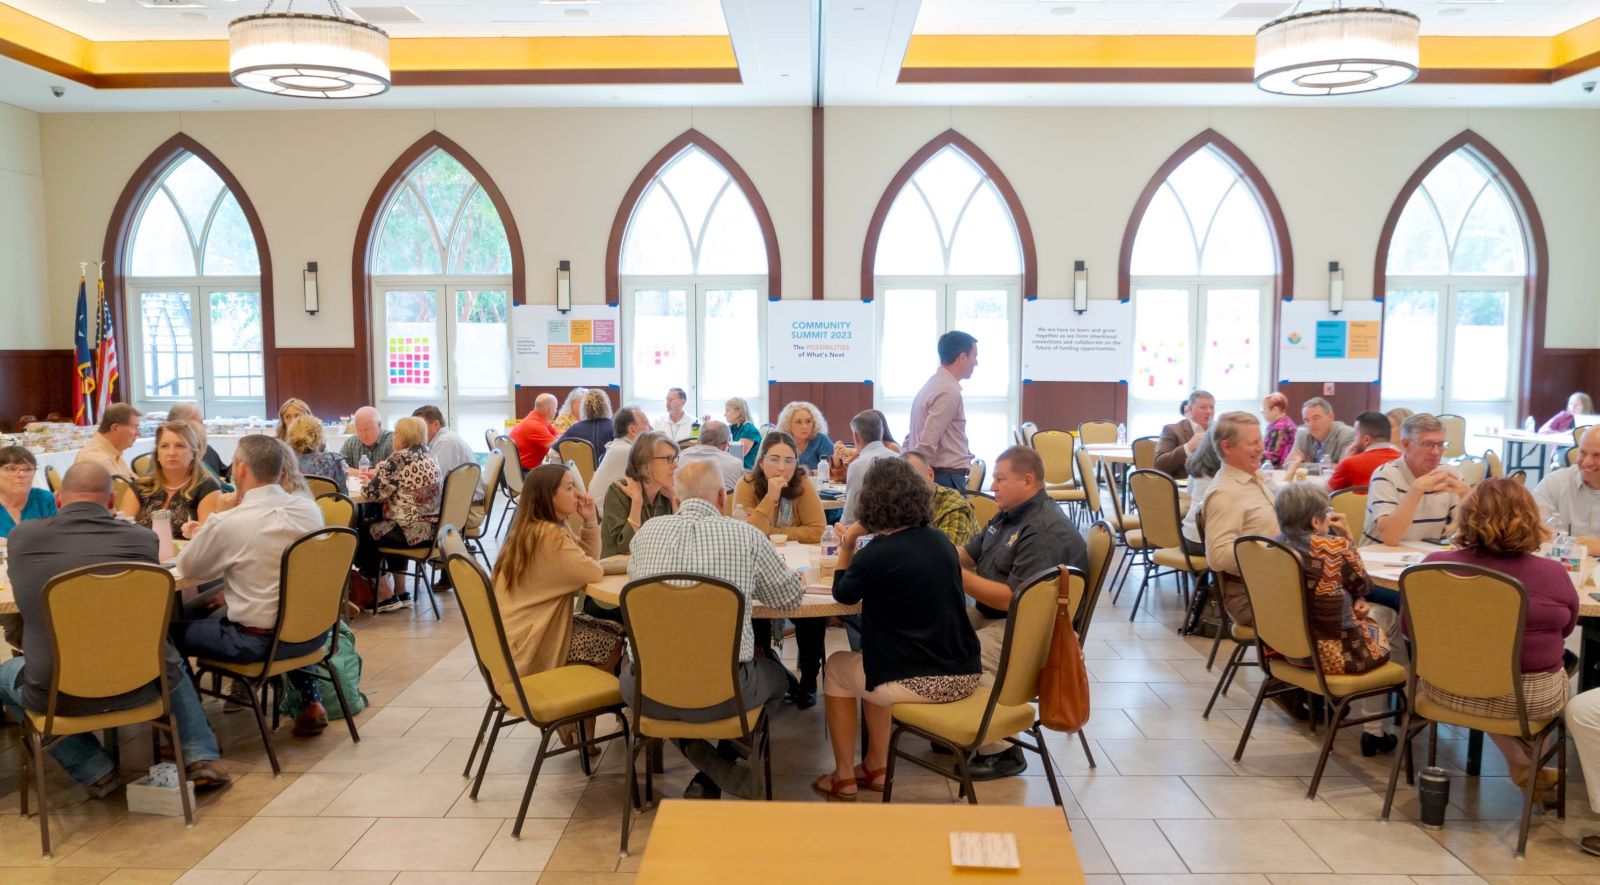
1128, 281, 1271, 438
622, 282, 766, 423
1382, 282, 1521, 447
448, 287, 513, 448
373, 284, 513, 448
375, 287, 445, 426
130, 285, 264, 418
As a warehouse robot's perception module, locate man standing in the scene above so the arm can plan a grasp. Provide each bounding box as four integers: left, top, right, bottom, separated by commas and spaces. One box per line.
3, 464, 230, 792
906, 331, 978, 491
1284, 397, 1357, 474
958, 446, 1087, 779
1202, 412, 1280, 627
1327, 411, 1402, 491
413, 405, 485, 530
625, 461, 804, 799
170, 436, 332, 737
1155, 390, 1214, 479
905, 450, 977, 547
74, 402, 140, 479
841, 410, 898, 525
654, 387, 694, 442
679, 420, 746, 491
1534, 425, 1600, 555
341, 406, 394, 480
591, 407, 649, 516
1363, 413, 1470, 547
509, 394, 559, 470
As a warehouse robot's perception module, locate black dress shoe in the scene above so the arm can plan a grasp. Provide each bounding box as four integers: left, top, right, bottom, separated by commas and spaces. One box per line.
682, 772, 722, 800
788, 688, 817, 710
967, 747, 1028, 781
929, 740, 953, 755
1360, 732, 1399, 757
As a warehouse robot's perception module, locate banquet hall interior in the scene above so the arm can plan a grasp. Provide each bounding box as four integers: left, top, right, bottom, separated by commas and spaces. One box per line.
4, 0, 1600, 881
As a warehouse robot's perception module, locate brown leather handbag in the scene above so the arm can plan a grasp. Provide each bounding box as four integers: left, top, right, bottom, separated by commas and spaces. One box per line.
1036, 572, 1092, 734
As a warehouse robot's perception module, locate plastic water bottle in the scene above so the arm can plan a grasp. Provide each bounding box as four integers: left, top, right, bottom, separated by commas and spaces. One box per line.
1524, 416, 1536, 433
732, 503, 749, 522
358, 454, 371, 472
1116, 423, 1127, 444
152, 509, 176, 563
819, 524, 840, 576
691, 420, 702, 442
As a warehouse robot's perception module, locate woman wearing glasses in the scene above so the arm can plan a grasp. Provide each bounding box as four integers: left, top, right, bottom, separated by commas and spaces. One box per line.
601, 431, 679, 558
0, 447, 55, 540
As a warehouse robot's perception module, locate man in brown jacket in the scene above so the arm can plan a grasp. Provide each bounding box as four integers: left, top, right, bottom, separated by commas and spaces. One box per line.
1154, 390, 1214, 478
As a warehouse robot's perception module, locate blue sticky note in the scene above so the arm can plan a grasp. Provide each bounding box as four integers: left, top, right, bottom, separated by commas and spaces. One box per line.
1315, 321, 1346, 359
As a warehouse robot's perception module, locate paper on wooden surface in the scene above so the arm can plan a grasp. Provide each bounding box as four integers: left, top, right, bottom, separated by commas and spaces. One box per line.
949, 832, 1020, 870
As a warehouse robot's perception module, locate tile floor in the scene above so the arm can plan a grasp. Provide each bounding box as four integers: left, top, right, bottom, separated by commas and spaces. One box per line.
3, 548, 1600, 883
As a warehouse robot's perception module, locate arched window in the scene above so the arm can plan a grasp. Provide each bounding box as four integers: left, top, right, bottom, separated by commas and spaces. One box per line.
1123, 132, 1286, 436
1379, 137, 1534, 439
866, 132, 1030, 466
367, 141, 515, 445
615, 135, 772, 423
125, 150, 266, 417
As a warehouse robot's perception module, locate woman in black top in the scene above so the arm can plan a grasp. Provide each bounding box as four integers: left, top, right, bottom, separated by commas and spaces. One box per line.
119, 421, 223, 540
812, 457, 981, 801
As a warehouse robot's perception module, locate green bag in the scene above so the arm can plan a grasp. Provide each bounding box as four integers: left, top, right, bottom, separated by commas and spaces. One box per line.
277, 620, 368, 720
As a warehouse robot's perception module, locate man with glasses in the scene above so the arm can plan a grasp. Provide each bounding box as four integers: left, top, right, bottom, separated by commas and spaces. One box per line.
1362, 413, 1470, 547
73, 402, 140, 479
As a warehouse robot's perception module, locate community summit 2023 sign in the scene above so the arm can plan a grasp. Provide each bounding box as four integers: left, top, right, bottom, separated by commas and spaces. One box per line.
767, 301, 876, 383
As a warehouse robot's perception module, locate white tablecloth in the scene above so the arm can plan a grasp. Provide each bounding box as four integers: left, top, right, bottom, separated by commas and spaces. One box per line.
30, 432, 351, 489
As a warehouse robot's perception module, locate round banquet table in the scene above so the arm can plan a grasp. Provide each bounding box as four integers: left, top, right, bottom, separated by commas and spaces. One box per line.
584, 542, 860, 619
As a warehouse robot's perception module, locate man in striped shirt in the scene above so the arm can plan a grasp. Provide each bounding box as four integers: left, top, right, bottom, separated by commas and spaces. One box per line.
1362, 413, 1470, 548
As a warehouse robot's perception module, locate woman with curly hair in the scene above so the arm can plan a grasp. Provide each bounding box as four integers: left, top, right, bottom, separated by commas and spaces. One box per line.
554, 388, 587, 434
557, 388, 616, 452
285, 414, 348, 488
812, 457, 981, 800
777, 401, 834, 473
1422, 478, 1578, 795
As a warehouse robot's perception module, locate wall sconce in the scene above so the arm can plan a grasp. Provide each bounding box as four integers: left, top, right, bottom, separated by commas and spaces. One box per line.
303, 261, 319, 315
1328, 261, 1344, 314
1073, 260, 1088, 313
557, 260, 572, 313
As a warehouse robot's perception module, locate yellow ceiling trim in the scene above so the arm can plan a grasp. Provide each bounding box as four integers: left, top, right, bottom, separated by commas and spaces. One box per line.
904, 33, 1560, 71
0, 4, 91, 68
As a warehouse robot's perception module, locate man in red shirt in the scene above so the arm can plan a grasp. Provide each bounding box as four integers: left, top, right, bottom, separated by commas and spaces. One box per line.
1327, 411, 1402, 491
509, 393, 559, 470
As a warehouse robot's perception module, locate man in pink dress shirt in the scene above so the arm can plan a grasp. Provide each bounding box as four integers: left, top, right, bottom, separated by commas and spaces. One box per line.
906, 331, 978, 492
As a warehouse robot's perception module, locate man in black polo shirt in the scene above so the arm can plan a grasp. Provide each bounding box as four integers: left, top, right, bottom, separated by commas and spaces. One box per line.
959, 445, 1087, 780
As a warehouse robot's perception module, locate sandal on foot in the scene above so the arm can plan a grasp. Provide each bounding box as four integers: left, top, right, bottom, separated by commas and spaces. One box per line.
855, 763, 887, 792
811, 773, 858, 802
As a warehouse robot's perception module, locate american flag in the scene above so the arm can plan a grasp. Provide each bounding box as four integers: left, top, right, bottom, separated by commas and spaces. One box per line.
93, 277, 119, 417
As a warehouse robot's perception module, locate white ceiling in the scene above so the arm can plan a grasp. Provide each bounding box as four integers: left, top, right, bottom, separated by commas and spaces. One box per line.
914, 0, 1600, 37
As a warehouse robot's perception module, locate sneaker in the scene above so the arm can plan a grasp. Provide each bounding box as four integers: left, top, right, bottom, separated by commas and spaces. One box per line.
375, 596, 405, 614
967, 746, 1028, 781
223, 679, 254, 714
394, 590, 415, 609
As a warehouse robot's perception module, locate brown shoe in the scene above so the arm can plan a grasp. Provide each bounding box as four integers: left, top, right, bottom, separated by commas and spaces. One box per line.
293, 701, 329, 737
1582, 835, 1600, 857
186, 760, 232, 793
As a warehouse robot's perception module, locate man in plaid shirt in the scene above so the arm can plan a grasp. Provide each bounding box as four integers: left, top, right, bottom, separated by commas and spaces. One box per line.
624, 460, 804, 799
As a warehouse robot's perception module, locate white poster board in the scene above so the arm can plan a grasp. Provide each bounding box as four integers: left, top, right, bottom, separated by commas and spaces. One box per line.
1278, 299, 1383, 383
766, 300, 876, 383
511, 304, 622, 387
1020, 298, 1133, 383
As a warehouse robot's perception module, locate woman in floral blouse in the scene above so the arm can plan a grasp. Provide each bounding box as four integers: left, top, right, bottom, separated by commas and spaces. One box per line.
1261, 392, 1298, 469
359, 416, 442, 612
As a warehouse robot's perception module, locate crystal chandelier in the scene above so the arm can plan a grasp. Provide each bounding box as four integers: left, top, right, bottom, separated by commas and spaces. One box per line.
229, 0, 390, 99
1255, 2, 1421, 96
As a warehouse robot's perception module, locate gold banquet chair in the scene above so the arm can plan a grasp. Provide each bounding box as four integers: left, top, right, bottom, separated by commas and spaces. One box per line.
467, 451, 504, 570
966, 458, 986, 494
1077, 419, 1118, 445
1381, 563, 1568, 858
557, 438, 598, 489
1329, 486, 1368, 542
1032, 431, 1084, 513
314, 491, 356, 529
1124, 469, 1208, 621
376, 461, 480, 619
305, 475, 340, 499
882, 568, 1064, 805
21, 564, 194, 857
194, 527, 362, 775
1438, 413, 1468, 460
493, 436, 524, 536
965, 491, 999, 528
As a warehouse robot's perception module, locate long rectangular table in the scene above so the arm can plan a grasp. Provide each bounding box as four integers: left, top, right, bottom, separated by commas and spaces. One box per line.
31, 432, 352, 490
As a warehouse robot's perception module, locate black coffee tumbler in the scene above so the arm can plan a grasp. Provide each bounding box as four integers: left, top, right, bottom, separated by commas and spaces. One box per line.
1419, 766, 1450, 829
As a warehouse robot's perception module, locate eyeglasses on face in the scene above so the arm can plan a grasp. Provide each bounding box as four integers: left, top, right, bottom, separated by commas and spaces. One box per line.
652, 455, 679, 464
763, 455, 798, 467
0, 465, 37, 476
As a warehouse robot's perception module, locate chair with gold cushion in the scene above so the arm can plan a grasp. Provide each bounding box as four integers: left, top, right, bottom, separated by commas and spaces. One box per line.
194, 526, 362, 775
1077, 419, 1118, 445
493, 436, 523, 536
1098, 460, 1143, 595
1456, 456, 1487, 487
1019, 421, 1040, 446
314, 491, 356, 529
1510, 469, 1528, 486
1032, 431, 1085, 524
20, 563, 194, 857
1202, 611, 1258, 720
557, 438, 598, 489
1381, 562, 1567, 858
965, 458, 986, 494
1329, 486, 1368, 542
1073, 449, 1104, 528
304, 475, 339, 499
1125, 469, 1208, 621
1483, 448, 1504, 478
964, 490, 998, 528
882, 567, 1064, 806
467, 451, 503, 570
1231, 536, 1408, 799
111, 474, 136, 513
376, 461, 480, 619
1132, 436, 1159, 470
1438, 413, 1468, 460
130, 451, 153, 477
620, 574, 771, 852
44, 464, 61, 493
1070, 538, 1114, 768
445, 549, 628, 842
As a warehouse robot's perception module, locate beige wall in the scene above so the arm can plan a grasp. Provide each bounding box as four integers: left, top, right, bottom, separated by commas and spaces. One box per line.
20, 104, 1600, 353
0, 102, 48, 350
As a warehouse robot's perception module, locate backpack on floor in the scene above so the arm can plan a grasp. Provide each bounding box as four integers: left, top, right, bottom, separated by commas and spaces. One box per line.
278, 619, 368, 721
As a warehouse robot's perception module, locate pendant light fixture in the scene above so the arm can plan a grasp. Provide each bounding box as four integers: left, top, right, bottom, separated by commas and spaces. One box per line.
230, 0, 391, 99
1255, 2, 1421, 96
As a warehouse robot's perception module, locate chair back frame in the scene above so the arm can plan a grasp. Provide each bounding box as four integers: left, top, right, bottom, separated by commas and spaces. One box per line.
445, 551, 547, 724
1437, 413, 1467, 460
1077, 420, 1118, 445
433, 462, 482, 557
261, 527, 359, 665
1128, 469, 1184, 549
305, 475, 340, 499
495, 437, 525, 495
1233, 535, 1343, 699
1132, 436, 1159, 470
966, 459, 986, 493
314, 491, 357, 528
1031, 430, 1076, 486
963, 568, 1060, 750
1081, 522, 1116, 642
619, 574, 759, 741
965, 491, 999, 528
1328, 486, 1367, 540
473, 451, 504, 538
1075, 449, 1102, 515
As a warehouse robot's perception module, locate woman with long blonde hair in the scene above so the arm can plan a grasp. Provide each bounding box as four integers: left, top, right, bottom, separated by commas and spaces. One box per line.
121, 421, 223, 539
274, 398, 313, 442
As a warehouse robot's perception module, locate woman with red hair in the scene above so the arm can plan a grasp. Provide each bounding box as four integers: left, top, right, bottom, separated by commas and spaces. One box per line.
1261, 392, 1297, 468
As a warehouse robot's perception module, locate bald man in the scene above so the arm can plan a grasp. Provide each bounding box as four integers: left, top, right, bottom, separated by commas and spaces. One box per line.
510, 393, 560, 470
341, 406, 394, 480
1534, 425, 1600, 555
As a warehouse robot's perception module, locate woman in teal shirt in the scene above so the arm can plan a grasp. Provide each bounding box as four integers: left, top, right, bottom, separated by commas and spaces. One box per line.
724, 397, 765, 470
0, 447, 58, 539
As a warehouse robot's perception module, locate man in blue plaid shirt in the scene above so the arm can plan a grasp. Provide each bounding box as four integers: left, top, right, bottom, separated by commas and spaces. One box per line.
624, 460, 804, 799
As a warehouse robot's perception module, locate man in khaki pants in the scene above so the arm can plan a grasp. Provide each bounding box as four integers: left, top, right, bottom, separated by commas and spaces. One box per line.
1567, 689, 1600, 856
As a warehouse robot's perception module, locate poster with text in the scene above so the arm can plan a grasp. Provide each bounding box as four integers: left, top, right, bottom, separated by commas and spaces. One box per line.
766, 300, 875, 382
1278, 299, 1383, 382
1021, 299, 1133, 383
511, 304, 621, 386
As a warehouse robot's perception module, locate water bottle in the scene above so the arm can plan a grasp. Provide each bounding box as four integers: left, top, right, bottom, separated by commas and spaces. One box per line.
819, 524, 839, 577
358, 454, 371, 472
152, 509, 176, 563
691, 420, 701, 442
1524, 416, 1536, 432
1116, 423, 1127, 444
732, 503, 749, 522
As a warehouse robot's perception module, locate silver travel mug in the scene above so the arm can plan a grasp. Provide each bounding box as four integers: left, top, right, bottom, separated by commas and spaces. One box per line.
1418, 766, 1450, 829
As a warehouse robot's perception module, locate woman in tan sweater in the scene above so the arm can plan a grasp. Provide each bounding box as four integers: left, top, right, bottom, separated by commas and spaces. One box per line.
492, 464, 604, 678
733, 431, 826, 543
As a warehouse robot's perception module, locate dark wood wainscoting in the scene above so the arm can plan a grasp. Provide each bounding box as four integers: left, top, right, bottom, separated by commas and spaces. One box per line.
1020, 381, 1127, 432
0, 349, 73, 431
514, 386, 621, 421
1531, 350, 1600, 421
274, 349, 369, 419
1277, 382, 1382, 422
767, 382, 875, 440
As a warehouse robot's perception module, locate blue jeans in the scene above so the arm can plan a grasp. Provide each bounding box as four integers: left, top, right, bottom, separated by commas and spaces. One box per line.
933, 470, 967, 493
0, 655, 219, 786
170, 616, 327, 702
